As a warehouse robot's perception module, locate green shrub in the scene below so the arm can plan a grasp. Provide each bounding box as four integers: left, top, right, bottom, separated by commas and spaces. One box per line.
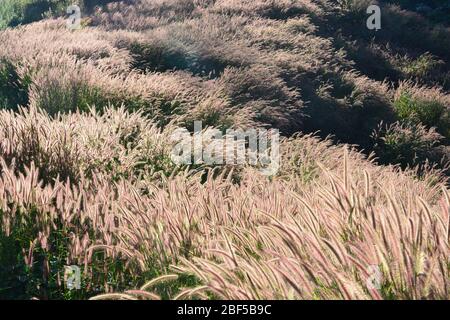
0, 0, 115, 29
0, 60, 31, 110
393, 90, 446, 128
36, 82, 102, 115
400, 53, 444, 79
0, 206, 134, 300
372, 121, 443, 169
0, 0, 27, 29
34, 78, 183, 128
0, 206, 73, 299
0, 201, 198, 300
0, 0, 54, 29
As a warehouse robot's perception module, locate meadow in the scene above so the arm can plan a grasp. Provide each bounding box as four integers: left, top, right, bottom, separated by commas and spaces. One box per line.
0, 0, 449, 300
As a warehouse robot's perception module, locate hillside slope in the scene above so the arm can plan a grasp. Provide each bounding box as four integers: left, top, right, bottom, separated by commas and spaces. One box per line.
0, 0, 449, 300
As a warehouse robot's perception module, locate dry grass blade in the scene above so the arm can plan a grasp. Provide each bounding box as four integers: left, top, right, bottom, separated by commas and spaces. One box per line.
140, 275, 179, 291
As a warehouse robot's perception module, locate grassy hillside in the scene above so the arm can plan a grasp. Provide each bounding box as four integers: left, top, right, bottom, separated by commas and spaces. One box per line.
0, 0, 449, 300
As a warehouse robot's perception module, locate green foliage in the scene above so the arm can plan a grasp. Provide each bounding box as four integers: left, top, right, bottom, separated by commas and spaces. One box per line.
400, 53, 444, 79
36, 83, 103, 115
36, 81, 184, 128
0, 205, 168, 300
0, 60, 31, 110
0, 0, 450, 301
372, 121, 443, 169
0, 0, 31, 29
0, 207, 74, 299
393, 91, 447, 131
0, 203, 201, 300
0, 232, 29, 299
0, 0, 115, 29
0, 0, 56, 29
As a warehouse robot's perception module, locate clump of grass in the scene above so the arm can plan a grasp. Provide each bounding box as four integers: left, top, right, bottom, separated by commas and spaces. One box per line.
371, 121, 444, 169
399, 53, 444, 79
394, 91, 445, 128
0, 0, 34, 29
393, 82, 450, 138
0, 0, 63, 29
0, 59, 31, 110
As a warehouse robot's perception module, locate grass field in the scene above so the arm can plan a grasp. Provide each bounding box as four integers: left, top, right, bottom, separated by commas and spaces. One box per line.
0, 0, 449, 300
